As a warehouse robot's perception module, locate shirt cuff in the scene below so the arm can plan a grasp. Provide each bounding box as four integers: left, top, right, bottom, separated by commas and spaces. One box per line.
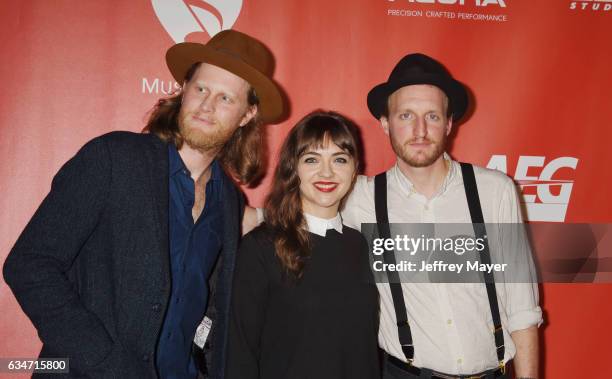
507, 306, 544, 333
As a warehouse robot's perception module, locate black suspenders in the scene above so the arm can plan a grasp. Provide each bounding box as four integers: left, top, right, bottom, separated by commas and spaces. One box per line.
374, 163, 505, 368
459, 162, 505, 368
375, 172, 414, 363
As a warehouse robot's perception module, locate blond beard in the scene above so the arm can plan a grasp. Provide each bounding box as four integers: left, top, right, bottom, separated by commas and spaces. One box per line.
391, 133, 447, 168
178, 112, 238, 153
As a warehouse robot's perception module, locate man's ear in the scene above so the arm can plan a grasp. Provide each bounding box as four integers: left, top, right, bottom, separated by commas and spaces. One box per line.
239, 105, 258, 127
446, 118, 453, 136
380, 116, 390, 136
178, 82, 187, 102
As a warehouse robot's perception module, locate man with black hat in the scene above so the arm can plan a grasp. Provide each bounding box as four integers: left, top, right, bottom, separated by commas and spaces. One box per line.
3, 30, 283, 378
342, 53, 542, 378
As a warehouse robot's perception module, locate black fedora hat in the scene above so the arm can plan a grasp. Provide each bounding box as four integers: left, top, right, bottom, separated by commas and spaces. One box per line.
367, 53, 468, 122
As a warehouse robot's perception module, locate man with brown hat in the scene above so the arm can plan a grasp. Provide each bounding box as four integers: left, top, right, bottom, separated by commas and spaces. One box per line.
342, 53, 542, 378
3, 30, 283, 378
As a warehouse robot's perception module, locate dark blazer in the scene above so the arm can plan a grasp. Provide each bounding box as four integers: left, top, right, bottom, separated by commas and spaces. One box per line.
3, 132, 243, 379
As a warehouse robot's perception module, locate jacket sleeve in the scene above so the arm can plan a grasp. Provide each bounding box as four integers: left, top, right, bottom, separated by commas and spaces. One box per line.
225, 233, 270, 379
2, 136, 121, 374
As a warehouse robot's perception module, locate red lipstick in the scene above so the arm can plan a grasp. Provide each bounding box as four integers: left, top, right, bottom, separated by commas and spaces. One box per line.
313, 181, 338, 193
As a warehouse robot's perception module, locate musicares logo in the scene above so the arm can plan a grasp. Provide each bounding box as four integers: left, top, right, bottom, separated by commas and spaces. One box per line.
569, 0, 612, 12
144, 1, 243, 95
151, 0, 243, 43
487, 155, 579, 222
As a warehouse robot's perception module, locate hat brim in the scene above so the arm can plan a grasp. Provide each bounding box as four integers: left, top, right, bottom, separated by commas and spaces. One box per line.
166, 42, 284, 124
367, 74, 468, 122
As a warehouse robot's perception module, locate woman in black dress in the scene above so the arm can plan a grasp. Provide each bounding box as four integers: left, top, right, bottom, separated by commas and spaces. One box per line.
227, 110, 380, 379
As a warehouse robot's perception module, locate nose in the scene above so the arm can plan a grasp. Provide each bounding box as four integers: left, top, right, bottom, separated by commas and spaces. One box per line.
413, 116, 427, 139
200, 93, 214, 112
318, 159, 334, 178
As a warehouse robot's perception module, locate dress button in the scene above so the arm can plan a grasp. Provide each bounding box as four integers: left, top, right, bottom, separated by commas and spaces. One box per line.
142, 354, 150, 362
152, 303, 161, 312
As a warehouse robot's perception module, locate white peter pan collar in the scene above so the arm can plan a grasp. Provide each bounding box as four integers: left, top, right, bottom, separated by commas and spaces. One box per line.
303, 213, 343, 237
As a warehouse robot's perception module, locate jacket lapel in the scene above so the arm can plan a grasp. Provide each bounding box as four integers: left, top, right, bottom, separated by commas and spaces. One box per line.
146, 135, 170, 279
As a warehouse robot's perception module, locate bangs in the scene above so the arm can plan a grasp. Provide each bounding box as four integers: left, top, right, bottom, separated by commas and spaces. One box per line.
295, 115, 357, 158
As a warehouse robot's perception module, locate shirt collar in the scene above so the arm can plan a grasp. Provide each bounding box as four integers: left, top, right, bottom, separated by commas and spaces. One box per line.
168, 144, 222, 182
392, 152, 457, 198
168, 144, 185, 176
304, 213, 343, 237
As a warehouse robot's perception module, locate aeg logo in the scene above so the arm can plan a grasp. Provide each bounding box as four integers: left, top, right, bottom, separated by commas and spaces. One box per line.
151, 0, 243, 43
388, 0, 506, 6
569, 0, 612, 12
487, 155, 579, 222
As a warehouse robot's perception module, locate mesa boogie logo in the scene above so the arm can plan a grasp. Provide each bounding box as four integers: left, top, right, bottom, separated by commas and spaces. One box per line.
151, 0, 243, 43
388, 0, 506, 7
569, 0, 612, 12
487, 155, 579, 222
386, 0, 508, 22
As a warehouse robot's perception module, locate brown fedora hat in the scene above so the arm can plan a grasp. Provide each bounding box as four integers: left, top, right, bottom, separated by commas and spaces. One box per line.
166, 30, 284, 124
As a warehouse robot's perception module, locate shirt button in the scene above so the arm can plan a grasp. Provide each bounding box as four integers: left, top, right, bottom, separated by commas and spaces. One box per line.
152, 303, 161, 312
457, 358, 462, 364
447, 319, 452, 325
142, 354, 150, 362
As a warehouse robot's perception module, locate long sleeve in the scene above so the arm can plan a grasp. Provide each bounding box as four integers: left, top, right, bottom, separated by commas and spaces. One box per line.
226, 231, 270, 379
341, 175, 376, 231
2, 137, 121, 373
496, 178, 543, 333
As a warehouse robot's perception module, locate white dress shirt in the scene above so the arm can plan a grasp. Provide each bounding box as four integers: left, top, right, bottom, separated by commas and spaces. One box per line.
341, 155, 543, 375
304, 213, 343, 236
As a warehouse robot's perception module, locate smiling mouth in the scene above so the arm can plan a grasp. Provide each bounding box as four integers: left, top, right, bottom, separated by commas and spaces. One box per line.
313, 181, 339, 192
192, 115, 216, 125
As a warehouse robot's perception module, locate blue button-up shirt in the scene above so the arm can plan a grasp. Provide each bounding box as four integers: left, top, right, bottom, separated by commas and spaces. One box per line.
156, 144, 224, 379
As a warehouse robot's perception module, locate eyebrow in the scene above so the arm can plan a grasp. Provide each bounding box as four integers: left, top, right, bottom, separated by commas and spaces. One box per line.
192, 81, 238, 97
302, 151, 349, 156
397, 108, 441, 113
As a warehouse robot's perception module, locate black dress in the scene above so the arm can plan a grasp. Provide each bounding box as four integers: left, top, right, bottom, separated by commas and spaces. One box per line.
227, 224, 380, 379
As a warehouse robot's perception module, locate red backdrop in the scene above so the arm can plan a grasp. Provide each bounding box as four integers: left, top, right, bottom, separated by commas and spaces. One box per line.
1, 1, 611, 377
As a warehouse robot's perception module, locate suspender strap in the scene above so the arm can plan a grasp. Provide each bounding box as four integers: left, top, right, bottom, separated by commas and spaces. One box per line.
459, 162, 505, 365
375, 173, 414, 362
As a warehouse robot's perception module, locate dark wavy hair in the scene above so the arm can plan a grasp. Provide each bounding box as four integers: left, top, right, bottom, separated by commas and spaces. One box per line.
264, 110, 361, 279
143, 62, 264, 186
